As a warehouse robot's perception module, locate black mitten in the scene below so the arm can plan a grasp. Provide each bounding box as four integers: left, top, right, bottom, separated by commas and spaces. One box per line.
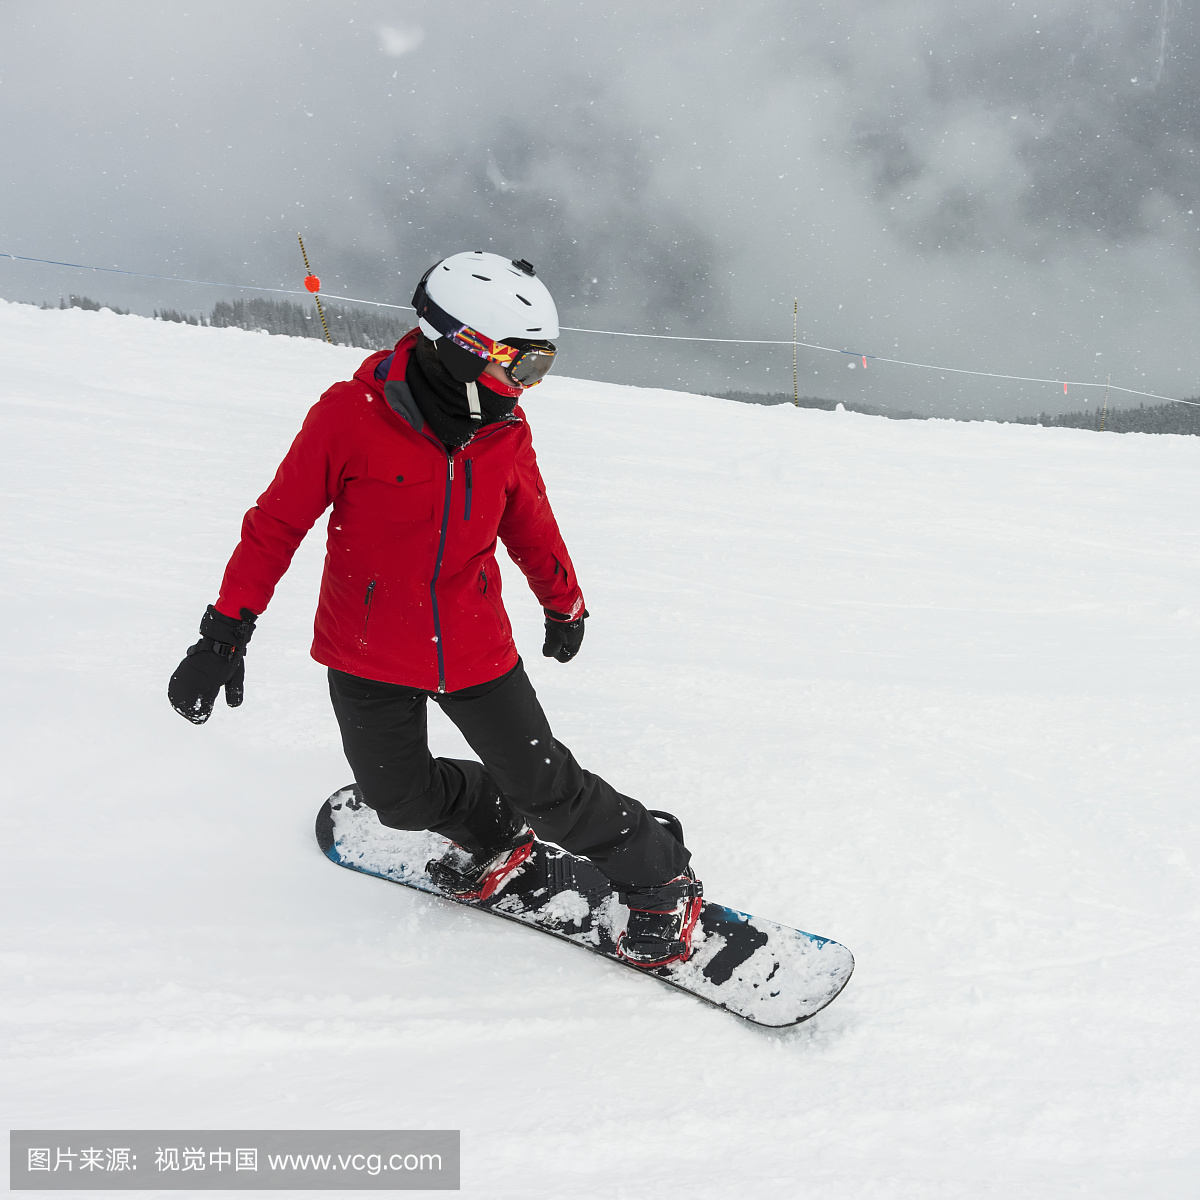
542, 607, 588, 663
168, 605, 256, 724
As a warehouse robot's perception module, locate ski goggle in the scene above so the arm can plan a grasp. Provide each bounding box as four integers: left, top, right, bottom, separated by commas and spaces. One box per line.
489, 338, 558, 387
413, 268, 557, 387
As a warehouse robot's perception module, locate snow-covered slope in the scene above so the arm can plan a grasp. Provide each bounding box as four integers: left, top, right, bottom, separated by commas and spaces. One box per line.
3, 299, 1198, 1197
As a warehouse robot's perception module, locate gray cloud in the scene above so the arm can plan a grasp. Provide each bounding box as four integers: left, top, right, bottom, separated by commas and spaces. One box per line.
377, 25, 425, 58
2, 0, 1198, 415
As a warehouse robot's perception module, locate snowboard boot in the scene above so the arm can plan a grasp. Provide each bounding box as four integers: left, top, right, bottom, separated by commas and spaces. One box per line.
426, 824, 536, 902
617, 810, 703, 968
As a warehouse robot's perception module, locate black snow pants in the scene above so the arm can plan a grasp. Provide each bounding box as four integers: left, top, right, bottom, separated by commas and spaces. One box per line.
327, 659, 690, 890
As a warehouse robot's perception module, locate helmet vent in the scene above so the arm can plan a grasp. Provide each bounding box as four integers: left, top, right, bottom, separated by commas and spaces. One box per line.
527, 327, 542, 332
515, 294, 532, 306
472, 274, 491, 281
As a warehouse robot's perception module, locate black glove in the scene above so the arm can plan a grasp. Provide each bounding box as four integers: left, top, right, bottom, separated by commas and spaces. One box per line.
542, 607, 588, 663
168, 605, 257, 725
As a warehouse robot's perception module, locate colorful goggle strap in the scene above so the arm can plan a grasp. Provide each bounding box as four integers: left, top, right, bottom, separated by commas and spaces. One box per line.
412, 274, 492, 359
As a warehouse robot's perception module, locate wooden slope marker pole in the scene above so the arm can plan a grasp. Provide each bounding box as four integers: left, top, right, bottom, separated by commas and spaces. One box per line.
297, 234, 332, 344
793, 299, 799, 407
1100, 374, 1110, 431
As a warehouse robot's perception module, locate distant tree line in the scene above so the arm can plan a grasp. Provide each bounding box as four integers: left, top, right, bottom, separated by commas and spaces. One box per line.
208, 297, 409, 350
47, 293, 410, 349
1005, 401, 1200, 436
154, 307, 205, 326
721, 390, 928, 421
44, 295, 130, 315
719, 389, 1200, 436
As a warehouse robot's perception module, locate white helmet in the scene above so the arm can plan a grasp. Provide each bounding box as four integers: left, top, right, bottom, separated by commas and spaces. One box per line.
412, 251, 560, 387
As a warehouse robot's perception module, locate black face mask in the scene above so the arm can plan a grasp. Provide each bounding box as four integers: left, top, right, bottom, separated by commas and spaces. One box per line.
431, 333, 489, 383
406, 334, 519, 449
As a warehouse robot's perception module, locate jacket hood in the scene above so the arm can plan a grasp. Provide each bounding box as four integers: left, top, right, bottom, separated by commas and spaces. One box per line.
352, 328, 418, 395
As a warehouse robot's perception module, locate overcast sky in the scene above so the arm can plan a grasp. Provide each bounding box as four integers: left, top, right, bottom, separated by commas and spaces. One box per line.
3, 1, 1197, 415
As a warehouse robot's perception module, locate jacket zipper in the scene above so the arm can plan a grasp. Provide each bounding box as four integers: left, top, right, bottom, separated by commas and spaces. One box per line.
429, 448, 454, 692
362, 579, 376, 641
464, 458, 473, 520
422, 423, 509, 693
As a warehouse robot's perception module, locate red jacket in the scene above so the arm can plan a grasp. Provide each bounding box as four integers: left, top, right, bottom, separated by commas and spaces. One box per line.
215, 330, 585, 691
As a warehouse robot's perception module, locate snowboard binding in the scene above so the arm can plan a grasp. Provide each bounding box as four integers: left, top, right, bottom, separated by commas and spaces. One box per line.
617, 870, 704, 968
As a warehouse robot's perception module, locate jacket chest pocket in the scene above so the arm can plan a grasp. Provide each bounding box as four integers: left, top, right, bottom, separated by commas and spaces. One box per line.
364, 460, 435, 522
460, 457, 506, 528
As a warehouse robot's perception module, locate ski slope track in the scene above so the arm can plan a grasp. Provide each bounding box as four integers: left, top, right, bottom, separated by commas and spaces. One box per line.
2, 299, 1198, 1197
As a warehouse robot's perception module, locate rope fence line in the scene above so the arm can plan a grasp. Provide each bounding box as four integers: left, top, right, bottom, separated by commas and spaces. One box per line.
0, 251, 319, 299
4, 249, 1198, 409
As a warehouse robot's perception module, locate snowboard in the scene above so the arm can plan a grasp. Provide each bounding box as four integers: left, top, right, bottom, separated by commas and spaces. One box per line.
316, 786, 854, 1028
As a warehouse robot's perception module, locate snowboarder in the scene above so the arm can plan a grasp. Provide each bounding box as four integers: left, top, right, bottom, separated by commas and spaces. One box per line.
168, 251, 703, 966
